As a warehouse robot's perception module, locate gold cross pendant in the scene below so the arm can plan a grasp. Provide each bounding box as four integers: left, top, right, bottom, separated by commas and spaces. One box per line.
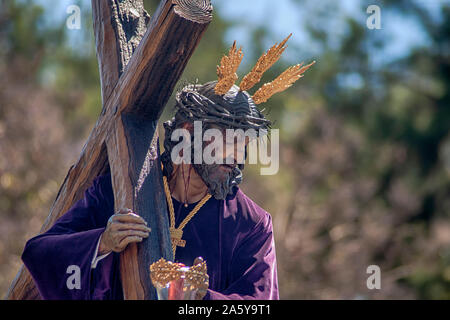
170, 227, 186, 248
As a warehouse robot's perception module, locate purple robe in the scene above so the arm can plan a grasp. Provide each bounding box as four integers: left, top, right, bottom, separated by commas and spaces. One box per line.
22, 173, 279, 300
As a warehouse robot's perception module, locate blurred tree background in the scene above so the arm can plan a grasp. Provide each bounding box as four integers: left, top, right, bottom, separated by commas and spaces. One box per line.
0, 0, 449, 299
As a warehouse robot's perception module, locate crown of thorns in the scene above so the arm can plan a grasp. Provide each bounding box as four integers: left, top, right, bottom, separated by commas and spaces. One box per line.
173, 34, 315, 131
174, 82, 271, 131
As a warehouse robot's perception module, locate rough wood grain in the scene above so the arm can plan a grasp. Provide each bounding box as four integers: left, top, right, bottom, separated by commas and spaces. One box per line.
6, 0, 212, 300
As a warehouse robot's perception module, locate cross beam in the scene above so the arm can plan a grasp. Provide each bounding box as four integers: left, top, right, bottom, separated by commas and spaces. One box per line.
6, 0, 212, 300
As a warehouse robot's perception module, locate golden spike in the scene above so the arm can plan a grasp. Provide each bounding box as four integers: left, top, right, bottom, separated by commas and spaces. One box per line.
215, 41, 244, 95
252, 61, 316, 104
239, 33, 292, 92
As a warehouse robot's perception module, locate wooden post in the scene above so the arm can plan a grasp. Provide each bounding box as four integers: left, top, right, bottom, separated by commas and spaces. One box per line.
6, 0, 212, 300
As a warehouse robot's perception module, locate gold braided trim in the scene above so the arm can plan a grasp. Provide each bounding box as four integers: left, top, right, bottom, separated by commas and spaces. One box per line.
177, 192, 212, 230
162, 171, 211, 258
162, 173, 176, 228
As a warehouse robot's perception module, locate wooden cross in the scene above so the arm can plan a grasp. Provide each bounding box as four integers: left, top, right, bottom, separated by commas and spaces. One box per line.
6, 0, 212, 300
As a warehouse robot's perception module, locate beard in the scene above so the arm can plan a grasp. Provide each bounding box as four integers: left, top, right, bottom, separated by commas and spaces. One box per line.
192, 163, 243, 200
161, 120, 246, 200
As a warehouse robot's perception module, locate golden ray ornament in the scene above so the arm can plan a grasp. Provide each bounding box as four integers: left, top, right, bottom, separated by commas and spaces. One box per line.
214, 34, 315, 103
239, 33, 292, 92
214, 41, 244, 95
252, 61, 316, 104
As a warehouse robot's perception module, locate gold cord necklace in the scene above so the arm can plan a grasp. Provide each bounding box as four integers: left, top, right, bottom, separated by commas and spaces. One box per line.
162, 169, 211, 258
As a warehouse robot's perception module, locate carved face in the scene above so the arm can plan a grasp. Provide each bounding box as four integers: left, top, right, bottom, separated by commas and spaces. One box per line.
161, 120, 249, 200
161, 80, 268, 200
191, 124, 248, 200
192, 161, 243, 200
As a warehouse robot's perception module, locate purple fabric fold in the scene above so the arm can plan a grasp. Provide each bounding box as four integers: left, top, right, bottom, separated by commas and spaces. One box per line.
22, 172, 279, 300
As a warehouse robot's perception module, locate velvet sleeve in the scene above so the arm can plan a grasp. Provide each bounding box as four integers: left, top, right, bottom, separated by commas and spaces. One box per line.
21, 175, 118, 300
204, 214, 279, 300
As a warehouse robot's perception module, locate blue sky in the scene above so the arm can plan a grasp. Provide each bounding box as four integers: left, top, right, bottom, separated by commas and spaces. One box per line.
29, 0, 448, 66
213, 0, 442, 64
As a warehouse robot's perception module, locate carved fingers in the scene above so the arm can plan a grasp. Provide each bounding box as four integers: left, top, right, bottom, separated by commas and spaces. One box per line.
100, 208, 151, 254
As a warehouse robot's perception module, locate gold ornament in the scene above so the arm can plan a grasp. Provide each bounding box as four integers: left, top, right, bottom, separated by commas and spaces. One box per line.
162, 169, 212, 258
149, 257, 209, 292
149, 258, 184, 287
214, 41, 244, 95
214, 34, 315, 104
252, 61, 316, 104
239, 33, 292, 92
